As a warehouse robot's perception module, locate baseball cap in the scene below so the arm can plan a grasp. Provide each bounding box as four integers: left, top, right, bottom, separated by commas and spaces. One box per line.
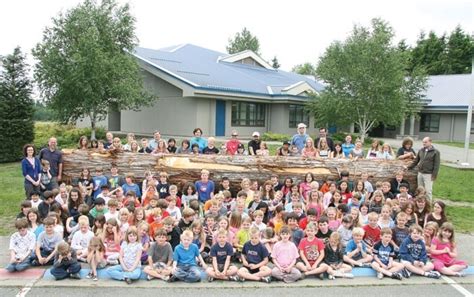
297, 123, 307, 129
252, 131, 260, 137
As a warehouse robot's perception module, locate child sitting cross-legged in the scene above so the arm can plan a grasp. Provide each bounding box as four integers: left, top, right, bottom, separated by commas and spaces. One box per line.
6, 218, 35, 273
168, 229, 208, 283
206, 228, 239, 282
371, 228, 404, 280
31, 217, 62, 266
271, 225, 303, 283
399, 224, 441, 279
296, 222, 329, 279
344, 227, 373, 267
143, 228, 173, 281
237, 227, 272, 283
324, 232, 353, 279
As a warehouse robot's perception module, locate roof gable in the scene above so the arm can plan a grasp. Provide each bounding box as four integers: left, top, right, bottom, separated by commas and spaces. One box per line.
218, 50, 273, 69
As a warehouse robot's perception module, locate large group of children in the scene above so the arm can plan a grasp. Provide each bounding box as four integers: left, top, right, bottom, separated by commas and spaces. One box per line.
8, 133, 469, 285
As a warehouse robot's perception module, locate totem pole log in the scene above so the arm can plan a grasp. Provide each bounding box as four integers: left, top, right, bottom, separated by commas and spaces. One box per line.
62, 150, 417, 191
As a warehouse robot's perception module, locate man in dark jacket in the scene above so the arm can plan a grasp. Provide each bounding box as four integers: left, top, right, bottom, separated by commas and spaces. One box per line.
408, 137, 440, 201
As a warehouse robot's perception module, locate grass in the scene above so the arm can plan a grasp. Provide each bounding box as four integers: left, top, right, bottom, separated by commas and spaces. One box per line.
446, 206, 473, 233
433, 165, 474, 203
0, 162, 24, 235
434, 141, 474, 150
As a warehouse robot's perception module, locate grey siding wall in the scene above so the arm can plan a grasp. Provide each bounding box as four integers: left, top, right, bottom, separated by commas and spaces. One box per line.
417, 113, 474, 142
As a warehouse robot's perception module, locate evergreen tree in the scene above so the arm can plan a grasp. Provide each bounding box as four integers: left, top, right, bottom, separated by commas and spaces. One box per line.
0, 47, 34, 162
271, 56, 280, 69
445, 26, 474, 74
226, 27, 261, 55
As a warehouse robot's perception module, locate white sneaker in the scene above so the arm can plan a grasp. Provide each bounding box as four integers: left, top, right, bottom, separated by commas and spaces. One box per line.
377, 272, 384, 279
334, 270, 344, 278
344, 273, 354, 279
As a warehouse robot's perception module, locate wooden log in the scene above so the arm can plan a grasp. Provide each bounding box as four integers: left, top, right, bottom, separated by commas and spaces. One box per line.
62, 150, 418, 191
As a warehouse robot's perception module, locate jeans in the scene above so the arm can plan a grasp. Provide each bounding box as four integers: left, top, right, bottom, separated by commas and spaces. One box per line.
174, 264, 201, 282
31, 249, 55, 266
6, 258, 31, 272
50, 262, 82, 280
107, 265, 142, 280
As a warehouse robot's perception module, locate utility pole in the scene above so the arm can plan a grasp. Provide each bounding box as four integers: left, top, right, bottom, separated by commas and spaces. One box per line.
463, 55, 473, 165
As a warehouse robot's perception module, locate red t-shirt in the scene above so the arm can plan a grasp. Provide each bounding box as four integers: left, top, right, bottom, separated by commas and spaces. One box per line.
226, 139, 241, 155
363, 224, 381, 247
298, 236, 325, 265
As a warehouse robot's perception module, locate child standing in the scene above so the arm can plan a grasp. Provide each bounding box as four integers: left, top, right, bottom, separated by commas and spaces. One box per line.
6, 218, 35, 272
237, 227, 272, 283
143, 228, 173, 281
399, 224, 441, 279
169, 230, 208, 283
371, 228, 404, 280
107, 226, 143, 284
296, 222, 328, 278
430, 222, 468, 277
206, 229, 239, 282
51, 242, 81, 280
271, 226, 302, 283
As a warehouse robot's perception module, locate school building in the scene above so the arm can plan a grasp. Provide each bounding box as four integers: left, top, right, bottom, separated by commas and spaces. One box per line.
79, 44, 473, 142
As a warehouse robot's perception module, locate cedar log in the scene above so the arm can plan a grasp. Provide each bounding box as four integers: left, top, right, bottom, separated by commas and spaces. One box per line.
62, 150, 418, 191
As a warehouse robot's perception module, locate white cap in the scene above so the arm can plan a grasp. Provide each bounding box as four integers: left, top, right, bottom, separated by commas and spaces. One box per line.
297, 123, 307, 128
252, 131, 260, 137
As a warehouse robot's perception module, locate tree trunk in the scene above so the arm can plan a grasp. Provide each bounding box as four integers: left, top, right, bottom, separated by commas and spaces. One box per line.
90, 115, 96, 141
61, 150, 418, 191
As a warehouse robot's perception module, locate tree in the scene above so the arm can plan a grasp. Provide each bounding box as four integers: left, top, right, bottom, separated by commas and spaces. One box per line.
226, 27, 261, 55
292, 62, 317, 76
0, 47, 34, 162
445, 26, 474, 74
33, 0, 155, 139
306, 18, 427, 142
271, 56, 280, 69
410, 31, 447, 75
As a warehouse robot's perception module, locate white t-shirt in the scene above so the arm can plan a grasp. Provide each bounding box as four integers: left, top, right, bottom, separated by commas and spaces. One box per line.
71, 229, 94, 251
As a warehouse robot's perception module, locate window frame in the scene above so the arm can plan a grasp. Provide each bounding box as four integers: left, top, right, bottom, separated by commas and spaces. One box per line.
231, 101, 266, 127
288, 104, 309, 128
420, 113, 441, 133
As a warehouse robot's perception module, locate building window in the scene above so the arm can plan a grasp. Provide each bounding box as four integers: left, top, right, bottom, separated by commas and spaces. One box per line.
420, 114, 440, 133
289, 105, 309, 128
231, 102, 265, 127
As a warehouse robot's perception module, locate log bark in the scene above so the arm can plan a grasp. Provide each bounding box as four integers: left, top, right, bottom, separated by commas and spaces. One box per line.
62, 150, 418, 191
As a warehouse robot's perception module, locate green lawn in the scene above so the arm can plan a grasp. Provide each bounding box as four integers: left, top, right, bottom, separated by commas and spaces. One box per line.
433, 165, 474, 203
434, 141, 474, 149
0, 162, 24, 235
446, 206, 473, 233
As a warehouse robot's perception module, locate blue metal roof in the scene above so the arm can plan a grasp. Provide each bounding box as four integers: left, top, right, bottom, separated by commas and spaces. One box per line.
133, 44, 324, 98
425, 74, 471, 107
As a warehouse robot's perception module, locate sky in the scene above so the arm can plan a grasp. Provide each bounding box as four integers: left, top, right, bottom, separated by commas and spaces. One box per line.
0, 0, 472, 73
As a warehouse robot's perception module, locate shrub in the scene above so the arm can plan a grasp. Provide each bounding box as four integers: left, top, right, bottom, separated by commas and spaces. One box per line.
261, 132, 291, 142
34, 122, 106, 149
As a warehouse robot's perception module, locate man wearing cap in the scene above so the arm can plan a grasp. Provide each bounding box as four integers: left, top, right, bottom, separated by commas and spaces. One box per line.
291, 123, 309, 154
38, 137, 63, 188
248, 132, 262, 155
226, 130, 241, 155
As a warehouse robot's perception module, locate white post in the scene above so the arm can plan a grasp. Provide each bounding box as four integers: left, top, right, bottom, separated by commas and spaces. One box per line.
400, 117, 406, 136
349, 123, 355, 134
409, 114, 415, 136
463, 55, 474, 165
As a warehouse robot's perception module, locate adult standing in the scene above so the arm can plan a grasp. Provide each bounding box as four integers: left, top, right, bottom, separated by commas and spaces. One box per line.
290, 123, 309, 155
408, 137, 440, 201
315, 127, 335, 152
21, 144, 41, 197
248, 131, 261, 155
147, 131, 162, 151
226, 130, 241, 155
190, 128, 208, 153
38, 137, 63, 189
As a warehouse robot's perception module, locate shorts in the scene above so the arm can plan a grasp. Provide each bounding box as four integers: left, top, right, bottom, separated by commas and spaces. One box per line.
217, 264, 225, 272
433, 259, 467, 271
153, 262, 168, 269
244, 265, 260, 274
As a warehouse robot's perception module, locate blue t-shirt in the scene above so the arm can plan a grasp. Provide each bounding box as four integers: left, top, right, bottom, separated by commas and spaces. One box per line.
195, 180, 215, 203
242, 241, 269, 264
345, 239, 367, 257
92, 175, 108, 198
210, 242, 234, 264
122, 183, 141, 197
342, 143, 355, 157
291, 134, 308, 153
173, 243, 200, 266
190, 137, 208, 153
373, 241, 395, 265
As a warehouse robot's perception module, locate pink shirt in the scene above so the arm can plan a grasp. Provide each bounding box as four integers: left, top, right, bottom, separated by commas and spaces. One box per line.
272, 240, 299, 268
431, 237, 455, 264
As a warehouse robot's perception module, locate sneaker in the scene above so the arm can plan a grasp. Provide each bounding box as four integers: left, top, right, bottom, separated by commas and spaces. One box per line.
161, 275, 170, 282
344, 273, 354, 279
238, 276, 245, 282
92, 275, 98, 281
318, 273, 324, 280
300, 273, 306, 280
328, 274, 335, 280
334, 270, 344, 278
207, 276, 214, 282
70, 273, 81, 280
86, 272, 93, 279
391, 272, 403, 281
425, 271, 441, 279
147, 275, 153, 281
261, 276, 272, 283
456, 272, 466, 277
107, 259, 119, 265
167, 275, 178, 283
125, 277, 132, 284
377, 272, 384, 279
401, 268, 411, 279
228, 275, 239, 282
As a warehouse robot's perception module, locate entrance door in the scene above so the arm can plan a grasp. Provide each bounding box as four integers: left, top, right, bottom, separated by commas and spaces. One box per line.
215, 100, 226, 136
